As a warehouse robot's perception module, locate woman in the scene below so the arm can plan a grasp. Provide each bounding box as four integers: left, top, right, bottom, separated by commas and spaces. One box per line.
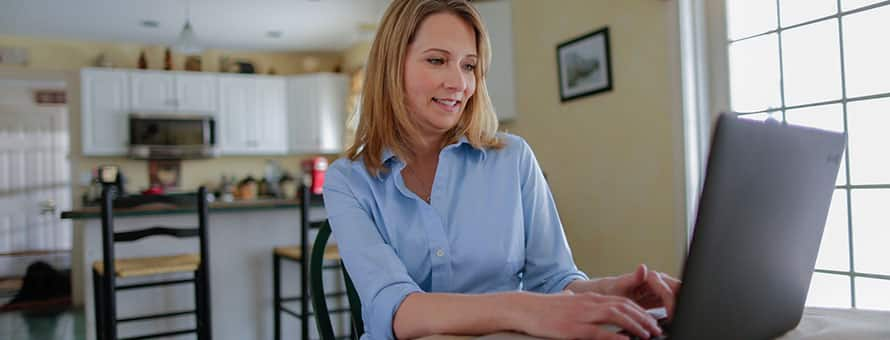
323, 1, 680, 339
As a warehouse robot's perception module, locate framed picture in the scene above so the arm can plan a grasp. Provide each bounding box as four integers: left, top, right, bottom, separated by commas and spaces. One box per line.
557, 27, 613, 102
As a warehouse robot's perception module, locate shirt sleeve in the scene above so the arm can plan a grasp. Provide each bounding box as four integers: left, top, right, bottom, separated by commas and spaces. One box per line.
516, 137, 589, 293
323, 163, 423, 340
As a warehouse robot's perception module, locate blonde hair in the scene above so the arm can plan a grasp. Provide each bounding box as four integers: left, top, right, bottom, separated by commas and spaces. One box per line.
346, 0, 504, 176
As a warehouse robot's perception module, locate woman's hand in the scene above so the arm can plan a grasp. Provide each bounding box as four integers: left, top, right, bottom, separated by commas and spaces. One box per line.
600, 264, 682, 318
512, 291, 663, 340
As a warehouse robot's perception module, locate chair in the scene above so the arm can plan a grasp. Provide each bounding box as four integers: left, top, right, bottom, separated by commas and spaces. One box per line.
272, 183, 352, 340
309, 220, 364, 340
92, 186, 212, 340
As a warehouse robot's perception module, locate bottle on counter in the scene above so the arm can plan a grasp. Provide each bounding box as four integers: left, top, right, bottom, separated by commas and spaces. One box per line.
138, 50, 148, 69
164, 47, 173, 70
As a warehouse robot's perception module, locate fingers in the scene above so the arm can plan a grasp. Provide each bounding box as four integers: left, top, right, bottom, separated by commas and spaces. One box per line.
588, 295, 662, 339
660, 272, 682, 293
635, 264, 648, 283
644, 270, 677, 318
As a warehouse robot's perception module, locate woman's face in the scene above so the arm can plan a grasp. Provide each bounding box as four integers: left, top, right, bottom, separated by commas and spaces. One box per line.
404, 12, 478, 137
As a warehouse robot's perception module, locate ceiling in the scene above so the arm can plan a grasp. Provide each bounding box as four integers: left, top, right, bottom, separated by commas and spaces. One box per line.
0, 0, 391, 52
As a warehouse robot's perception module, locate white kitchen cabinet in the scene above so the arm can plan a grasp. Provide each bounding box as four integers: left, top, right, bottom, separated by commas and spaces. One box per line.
80, 68, 130, 155
217, 75, 287, 155
80, 68, 341, 157
254, 77, 288, 154
286, 73, 347, 154
475, 0, 517, 122
175, 73, 218, 112
130, 70, 217, 113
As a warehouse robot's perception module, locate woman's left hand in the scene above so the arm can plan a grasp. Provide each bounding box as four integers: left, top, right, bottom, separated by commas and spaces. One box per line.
602, 264, 682, 319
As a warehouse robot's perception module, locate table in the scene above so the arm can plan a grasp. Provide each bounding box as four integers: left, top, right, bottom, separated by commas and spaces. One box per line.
419, 307, 890, 340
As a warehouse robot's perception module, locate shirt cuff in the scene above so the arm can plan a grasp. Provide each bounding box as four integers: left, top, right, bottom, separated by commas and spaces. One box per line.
368, 282, 423, 340
550, 271, 590, 294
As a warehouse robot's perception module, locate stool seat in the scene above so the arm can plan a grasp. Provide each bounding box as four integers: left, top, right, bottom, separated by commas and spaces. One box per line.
274, 245, 340, 261
93, 253, 201, 278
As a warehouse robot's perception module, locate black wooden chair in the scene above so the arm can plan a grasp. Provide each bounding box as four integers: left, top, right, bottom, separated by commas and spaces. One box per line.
272, 183, 351, 340
92, 186, 212, 340
309, 220, 364, 340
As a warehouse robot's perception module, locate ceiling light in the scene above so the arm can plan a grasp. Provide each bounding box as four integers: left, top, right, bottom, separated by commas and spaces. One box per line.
172, 0, 202, 55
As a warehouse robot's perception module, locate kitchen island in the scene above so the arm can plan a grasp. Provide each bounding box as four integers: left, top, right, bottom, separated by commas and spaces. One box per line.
62, 198, 348, 340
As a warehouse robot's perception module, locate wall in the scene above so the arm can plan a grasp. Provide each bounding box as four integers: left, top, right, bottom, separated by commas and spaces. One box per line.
0, 35, 345, 206
502, 0, 686, 278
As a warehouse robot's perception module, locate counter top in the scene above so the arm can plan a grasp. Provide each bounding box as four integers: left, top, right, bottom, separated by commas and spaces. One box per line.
61, 198, 324, 219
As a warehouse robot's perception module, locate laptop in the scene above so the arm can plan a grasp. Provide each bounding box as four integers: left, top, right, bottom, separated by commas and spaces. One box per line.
637, 113, 847, 339
480, 113, 846, 340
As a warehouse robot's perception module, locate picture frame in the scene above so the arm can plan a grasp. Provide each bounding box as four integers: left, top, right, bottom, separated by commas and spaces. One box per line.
556, 27, 613, 102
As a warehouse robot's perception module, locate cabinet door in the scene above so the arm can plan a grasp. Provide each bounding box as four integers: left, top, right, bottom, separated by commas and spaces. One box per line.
475, 0, 517, 122
217, 76, 254, 154
129, 71, 176, 112
81, 69, 130, 155
315, 74, 347, 153
254, 78, 288, 154
175, 72, 218, 113
286, 76, 320, 153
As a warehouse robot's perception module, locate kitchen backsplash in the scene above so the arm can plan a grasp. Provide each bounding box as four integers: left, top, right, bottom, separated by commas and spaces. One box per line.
74, 154, 338, 206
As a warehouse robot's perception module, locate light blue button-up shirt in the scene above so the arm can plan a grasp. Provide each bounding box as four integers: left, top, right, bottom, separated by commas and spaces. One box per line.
322, 133, 588, 340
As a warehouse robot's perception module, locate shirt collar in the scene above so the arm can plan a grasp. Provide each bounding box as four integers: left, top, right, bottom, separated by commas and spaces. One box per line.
376, 135, 487, 180
446, 135, 487, 161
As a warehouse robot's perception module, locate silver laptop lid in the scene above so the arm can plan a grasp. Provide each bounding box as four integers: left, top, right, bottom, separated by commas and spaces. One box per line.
670, 113, 846, 340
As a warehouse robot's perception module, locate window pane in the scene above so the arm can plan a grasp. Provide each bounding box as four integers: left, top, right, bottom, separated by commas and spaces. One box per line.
729, 35, 782, 112
727, 0, 778, 40
855, 277, 890, 310
815, 191, 850, 271
850, 189, 890, 276
847, 98, 890, 184
781, 20, 842, 106
781, 0, 837, 27
842, 0, 885, 11
806, 272, 852, 308
843, 5, 890, 98
784, 104, 846, 185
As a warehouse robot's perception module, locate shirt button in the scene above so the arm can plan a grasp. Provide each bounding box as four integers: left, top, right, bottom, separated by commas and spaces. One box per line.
435, 248, 445, 257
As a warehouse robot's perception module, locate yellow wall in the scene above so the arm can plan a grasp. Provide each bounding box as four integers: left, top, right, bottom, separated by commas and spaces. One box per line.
503, 0, 686, 277
0, 35, 345, 205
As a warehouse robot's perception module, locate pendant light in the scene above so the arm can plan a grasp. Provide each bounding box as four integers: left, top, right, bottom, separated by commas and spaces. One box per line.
172, 0, 202, 55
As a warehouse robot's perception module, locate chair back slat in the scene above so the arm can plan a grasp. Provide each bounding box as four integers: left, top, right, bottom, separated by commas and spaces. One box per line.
341, 265, 364, 339
309, 220, 336, 340
308, 221, 327, 230
113, 226, 200, 242
111, 193, 198, 209
309, 220, 364, 340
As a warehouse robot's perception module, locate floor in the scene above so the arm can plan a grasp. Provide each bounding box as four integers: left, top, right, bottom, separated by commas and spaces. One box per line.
0, 308, 84, 340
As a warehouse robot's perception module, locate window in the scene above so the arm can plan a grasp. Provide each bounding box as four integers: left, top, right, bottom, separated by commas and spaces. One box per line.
723, 0, 890, 310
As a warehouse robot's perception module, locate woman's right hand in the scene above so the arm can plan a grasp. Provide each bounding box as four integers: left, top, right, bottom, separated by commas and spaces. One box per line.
511, 291, 662, 340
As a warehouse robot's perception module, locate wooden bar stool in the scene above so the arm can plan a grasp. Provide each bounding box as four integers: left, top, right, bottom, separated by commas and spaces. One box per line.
273, 183, 351, 340
92, 186, 212, 340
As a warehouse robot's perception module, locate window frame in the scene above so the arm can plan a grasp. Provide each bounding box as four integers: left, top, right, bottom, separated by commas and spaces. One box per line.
683, 0, 890, 309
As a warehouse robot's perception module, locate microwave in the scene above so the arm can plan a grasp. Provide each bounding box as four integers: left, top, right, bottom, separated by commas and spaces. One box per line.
128, 114, 218, 159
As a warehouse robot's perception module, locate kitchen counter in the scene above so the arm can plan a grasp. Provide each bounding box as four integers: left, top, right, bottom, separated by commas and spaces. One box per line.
61, 198, 324, 219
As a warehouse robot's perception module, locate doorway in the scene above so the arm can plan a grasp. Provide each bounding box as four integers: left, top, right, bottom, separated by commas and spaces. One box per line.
0, 76, 72, 310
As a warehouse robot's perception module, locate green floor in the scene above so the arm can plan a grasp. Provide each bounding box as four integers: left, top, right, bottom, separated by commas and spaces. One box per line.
0, 308, 84, 340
